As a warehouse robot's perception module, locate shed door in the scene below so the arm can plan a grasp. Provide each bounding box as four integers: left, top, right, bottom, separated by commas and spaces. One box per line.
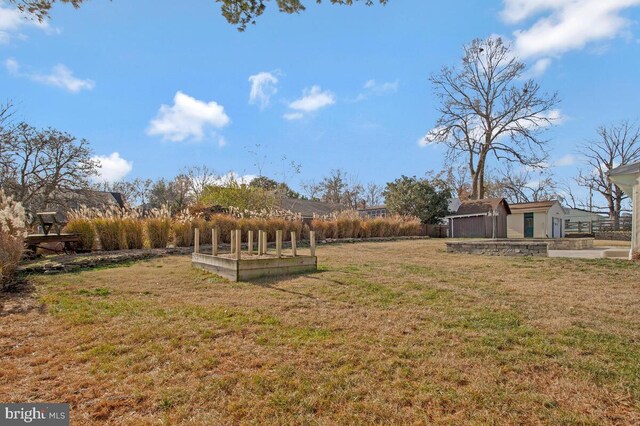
524, 213, 534, 238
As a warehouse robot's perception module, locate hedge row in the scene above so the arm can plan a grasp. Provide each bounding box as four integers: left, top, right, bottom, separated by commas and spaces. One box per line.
65, 214, 422, 251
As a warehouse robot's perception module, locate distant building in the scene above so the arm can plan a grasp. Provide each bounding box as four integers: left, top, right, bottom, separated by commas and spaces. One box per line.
507, 200, 566, 239
446, 198, 511, 238
357, 205, 388, 218
64, 190, 125, 210
564, 207, 606, 224
278, 197, 347, 219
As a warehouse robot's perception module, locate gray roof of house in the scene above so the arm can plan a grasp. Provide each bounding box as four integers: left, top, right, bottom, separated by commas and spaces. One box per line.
279, 197, 347, 218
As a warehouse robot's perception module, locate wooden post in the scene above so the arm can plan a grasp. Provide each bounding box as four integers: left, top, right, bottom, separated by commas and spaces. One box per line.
257, 230, 264, 255
276, 230, 282, 258
262, 231, 268, 254
230, 230, 236, 254
291, 231, 297, 257
194, 228, 200, 254
212, 228, 218, 256
235, 229, 241, 260
248, 230, 254, 255
310, 230, 316, 257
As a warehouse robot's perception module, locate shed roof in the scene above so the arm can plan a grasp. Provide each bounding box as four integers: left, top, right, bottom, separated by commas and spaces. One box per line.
455, 198, 510, 216
509, 200, 559, 213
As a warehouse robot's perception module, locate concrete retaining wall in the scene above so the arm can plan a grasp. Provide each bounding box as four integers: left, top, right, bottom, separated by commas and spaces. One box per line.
446, 241, 548, 256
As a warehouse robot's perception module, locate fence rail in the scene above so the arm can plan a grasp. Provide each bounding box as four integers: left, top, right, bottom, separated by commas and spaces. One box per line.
565, 218, 632, 234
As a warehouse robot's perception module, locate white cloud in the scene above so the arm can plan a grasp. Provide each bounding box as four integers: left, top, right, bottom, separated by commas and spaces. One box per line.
288, 86, 335, 112
147, 91, 230, 142
217, 135, 227, 147
529, 57, 552, 76
0, 3, 49, 44
248, 71, 278, 110
354, 79, 399, 102
4, 58, 95, 92
554, 154, 578, 167
92, 152, 133, 183
4, 57, 18, 73
283, 112, 304, 121
502, 0, 640, 59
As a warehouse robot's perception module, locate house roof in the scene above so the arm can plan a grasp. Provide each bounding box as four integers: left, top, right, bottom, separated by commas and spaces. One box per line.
509, 200, 559, 213
455, 198, 511, 216
609, 161, 640, 194
357, 205, 387, 211
279, 197, 346, 218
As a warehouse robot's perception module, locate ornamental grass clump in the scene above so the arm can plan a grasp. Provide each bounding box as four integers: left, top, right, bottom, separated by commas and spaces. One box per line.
146, 218, 171, 249
65, 219, 96, 251
94, 219, 125, 251
0, 190, 27, 289
122, 219, 145, 249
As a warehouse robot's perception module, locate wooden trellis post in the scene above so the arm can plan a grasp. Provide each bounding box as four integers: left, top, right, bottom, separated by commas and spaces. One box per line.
276, 230, 282, 258
212, 228, 218, 256
230, 230, 236, 254
262, 231, 268, 254
258, 230, 264, 255
194, 228, 200, 254
235, 229, 241, 260
247, 230, 254, 255
291, 231, 297, 257
310, 231, 316, 257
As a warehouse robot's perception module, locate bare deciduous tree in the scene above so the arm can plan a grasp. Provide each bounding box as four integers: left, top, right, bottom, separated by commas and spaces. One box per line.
301, 179, 322, 200
184, 165, 219, 200
577, 121, 640, 223
498, 165, 557, 204
365, 182, 382, 207
427, 37, 560, 200
2, 122, 97, 216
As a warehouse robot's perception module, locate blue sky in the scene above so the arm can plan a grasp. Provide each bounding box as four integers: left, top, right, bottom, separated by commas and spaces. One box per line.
2, 0, 640, 199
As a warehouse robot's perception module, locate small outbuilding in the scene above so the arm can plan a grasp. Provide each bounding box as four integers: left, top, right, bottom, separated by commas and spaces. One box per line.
446, 198, 511, 238
507, 200, 566, 239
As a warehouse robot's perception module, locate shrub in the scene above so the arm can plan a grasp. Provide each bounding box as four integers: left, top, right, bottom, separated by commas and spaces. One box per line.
0, 191, 26, 289
147, 218, 171, 249
122, 219, 145, 249
94, 219, 124, 251
65, 219, 96, 251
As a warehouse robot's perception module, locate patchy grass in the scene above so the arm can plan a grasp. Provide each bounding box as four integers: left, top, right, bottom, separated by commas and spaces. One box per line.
1, 240, 640, 424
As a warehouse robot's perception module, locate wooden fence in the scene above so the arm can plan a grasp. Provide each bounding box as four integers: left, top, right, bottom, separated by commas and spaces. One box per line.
565, 218, 632, 234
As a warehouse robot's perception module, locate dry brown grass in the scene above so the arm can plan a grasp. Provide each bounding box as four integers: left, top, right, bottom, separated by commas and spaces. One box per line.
1, 240, 640, 424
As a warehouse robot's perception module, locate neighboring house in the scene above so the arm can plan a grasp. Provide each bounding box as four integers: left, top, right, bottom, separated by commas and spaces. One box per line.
609, 161, 640, 259
47, 189, 126, 213
507, 200, 566, 239
564, 207, 606, 224
357, 205, 388, 218
278, 197, 346, 219
446, 198, 511, 238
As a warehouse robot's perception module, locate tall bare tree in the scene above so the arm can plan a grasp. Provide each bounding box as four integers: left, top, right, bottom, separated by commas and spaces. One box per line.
184, 165, 219, 200
2, 122, 97, 216
577, 121, 640, 223
427, 37, 560, 200
364, 182, 382, 207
